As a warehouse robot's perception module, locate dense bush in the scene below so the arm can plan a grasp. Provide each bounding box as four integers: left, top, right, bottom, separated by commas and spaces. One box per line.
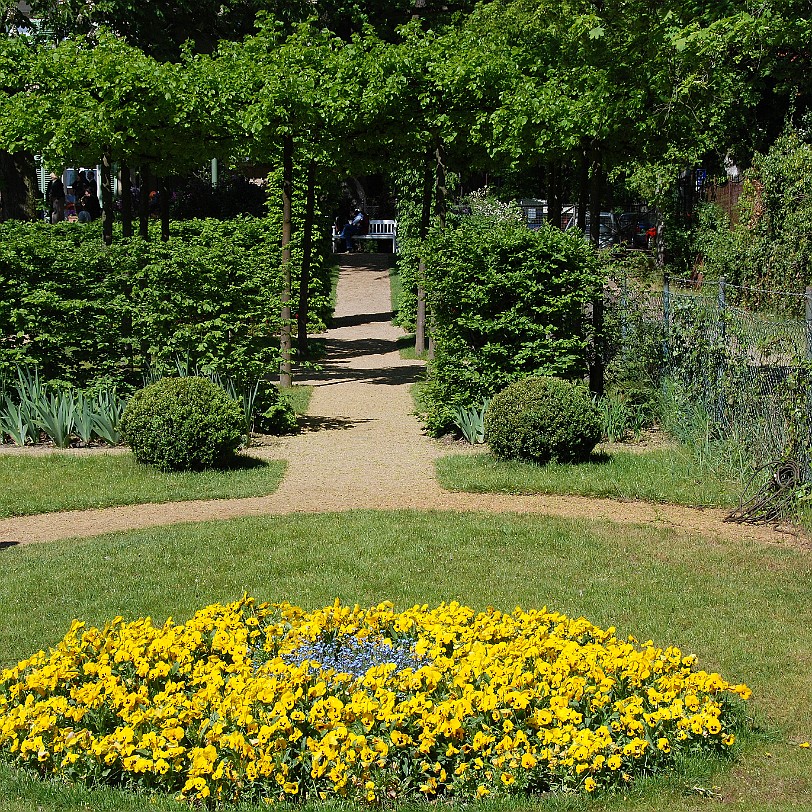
253, 380, 298, 434
419, 206, 603, 434
0, 217, 334, 388
485, 376, 602, 463
692, 126, 812, 311
120, 377, 243, 471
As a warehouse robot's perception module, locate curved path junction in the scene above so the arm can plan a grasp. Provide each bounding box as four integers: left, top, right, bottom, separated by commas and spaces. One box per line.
0, 255, 804, 549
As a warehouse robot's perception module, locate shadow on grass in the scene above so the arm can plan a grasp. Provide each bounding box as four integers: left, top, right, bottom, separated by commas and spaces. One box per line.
587, 451, 612, 464
219, 455, 273, 471
489, 451, 614, 468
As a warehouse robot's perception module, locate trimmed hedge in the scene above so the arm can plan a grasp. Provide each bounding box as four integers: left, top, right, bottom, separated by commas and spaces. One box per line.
419, 210, 604, 435
120, 377, 243, 471
485, 376, 602, 464
0, 218, 333, 388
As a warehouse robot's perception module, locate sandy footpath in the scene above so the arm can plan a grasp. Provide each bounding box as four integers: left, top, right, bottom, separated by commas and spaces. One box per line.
0, 254, 803, 550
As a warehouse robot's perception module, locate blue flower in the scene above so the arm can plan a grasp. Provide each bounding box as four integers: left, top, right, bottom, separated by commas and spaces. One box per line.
282, 636, 426, 679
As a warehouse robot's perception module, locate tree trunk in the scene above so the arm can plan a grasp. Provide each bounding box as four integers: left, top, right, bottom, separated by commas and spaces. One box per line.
577, 139, 589, 230
139, 163, 151, 240
279, 133, 294, 388
101, 153, 114, 246
0, 150, 38, 220
547, 160, 562, 229
655, 210, 666, 267
428, 141, 449, 361
588, 142, 604, 396
296, 158, 317, 360
588, 143, 602, 248
415, 147, 433, 355
159, 176, 170, 241
120, 161, 132, 238
434, 140, 448, 229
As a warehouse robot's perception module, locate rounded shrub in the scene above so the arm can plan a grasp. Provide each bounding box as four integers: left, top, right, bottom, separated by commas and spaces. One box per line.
120, 376, 244, 471
485, 376, 601, 464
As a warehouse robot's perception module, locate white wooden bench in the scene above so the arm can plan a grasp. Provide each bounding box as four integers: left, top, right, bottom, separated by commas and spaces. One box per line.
332, 219, 398, 253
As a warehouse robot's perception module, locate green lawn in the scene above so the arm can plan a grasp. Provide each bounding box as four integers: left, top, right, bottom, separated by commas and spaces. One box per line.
436, 449, 741, 508
280, 383, 314, 416
0, 452, 286, 518
0, 510, 810, 810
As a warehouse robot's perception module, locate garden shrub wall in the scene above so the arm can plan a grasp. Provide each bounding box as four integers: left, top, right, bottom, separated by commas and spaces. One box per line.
420, 213, 604, 434
0, 218, 333, 387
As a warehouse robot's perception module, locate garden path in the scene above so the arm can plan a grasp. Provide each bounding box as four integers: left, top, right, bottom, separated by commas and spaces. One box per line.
0, 255, 803, 549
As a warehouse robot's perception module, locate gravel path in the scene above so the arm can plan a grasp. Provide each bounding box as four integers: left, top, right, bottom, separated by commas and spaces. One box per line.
0, 255, 803, 549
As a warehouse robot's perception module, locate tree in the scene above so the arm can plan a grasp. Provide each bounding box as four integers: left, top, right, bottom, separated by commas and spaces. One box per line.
0, 31, 236, 241
0, 28, 39, 220
226, 20, 357, 383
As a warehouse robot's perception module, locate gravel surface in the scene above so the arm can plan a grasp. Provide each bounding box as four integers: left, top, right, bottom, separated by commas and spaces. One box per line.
0, 254, 805, 550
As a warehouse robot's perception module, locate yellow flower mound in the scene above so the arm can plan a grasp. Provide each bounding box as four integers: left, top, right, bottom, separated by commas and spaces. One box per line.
0, 597, 750, 804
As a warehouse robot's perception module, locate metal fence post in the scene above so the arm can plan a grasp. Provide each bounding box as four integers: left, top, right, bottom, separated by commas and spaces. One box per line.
805, 286, 812, 361
804, 286, 812, 477
716, 276, 727, 425
620, 274, 628, 360
662, 272, 670, 372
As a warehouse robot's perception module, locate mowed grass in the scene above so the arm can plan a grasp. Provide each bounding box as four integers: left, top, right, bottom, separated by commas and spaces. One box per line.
0, 510, 810, 811
0, 452, 286, 518
279, 383, 314, 417
436, 449, 741, 508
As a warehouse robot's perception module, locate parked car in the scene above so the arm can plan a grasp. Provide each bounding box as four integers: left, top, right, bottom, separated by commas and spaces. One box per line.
564, 211, 620, 248
619, 211, 657, 249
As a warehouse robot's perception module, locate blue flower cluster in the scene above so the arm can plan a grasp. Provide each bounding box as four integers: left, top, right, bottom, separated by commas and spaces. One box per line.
282, 635, 426, 679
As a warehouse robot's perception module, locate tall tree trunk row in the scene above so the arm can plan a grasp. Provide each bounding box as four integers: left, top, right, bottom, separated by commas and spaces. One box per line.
297, 158, 317, 360
100, 153, 113, 246
279, 132, 294, 388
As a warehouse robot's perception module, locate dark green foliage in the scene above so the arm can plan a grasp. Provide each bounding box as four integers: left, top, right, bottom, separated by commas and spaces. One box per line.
254, 381, 298, 435
420, 211, 604, 434
390, 186, 423, 333
170, 173, 268, 219
485, 376, 602, 464
120, 377, 243, 471
0, 217, 334, 388
692, 127, 812, 310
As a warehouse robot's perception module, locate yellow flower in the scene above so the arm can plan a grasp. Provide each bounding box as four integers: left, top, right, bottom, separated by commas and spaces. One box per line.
0, 598, 750, 804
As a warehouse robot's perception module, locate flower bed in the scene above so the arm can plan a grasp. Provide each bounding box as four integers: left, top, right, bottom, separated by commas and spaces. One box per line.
0, 598, 750, 804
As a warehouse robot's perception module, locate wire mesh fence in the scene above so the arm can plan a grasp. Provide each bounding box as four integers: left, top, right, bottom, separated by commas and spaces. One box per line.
604, 275, 812, 482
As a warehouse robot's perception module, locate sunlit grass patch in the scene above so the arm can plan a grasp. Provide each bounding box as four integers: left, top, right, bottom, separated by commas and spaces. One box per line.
436, 450, 740, 508
0, 511, 809, 811
0, 452, 285, 518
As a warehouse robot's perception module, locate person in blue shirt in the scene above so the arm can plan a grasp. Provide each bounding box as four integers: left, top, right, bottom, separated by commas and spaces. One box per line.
338, 209, 365, 252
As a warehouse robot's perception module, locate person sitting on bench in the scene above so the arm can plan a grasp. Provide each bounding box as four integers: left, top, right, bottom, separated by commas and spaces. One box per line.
338, 208, 368, 252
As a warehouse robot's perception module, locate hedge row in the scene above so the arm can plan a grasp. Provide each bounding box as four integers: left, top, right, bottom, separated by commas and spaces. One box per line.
417, 210, 604, 434
0, 218, 333, 388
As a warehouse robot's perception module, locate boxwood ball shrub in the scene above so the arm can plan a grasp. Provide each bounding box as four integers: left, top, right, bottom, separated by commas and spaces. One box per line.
120, 376, 244, 471
486, 376, 601, 463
